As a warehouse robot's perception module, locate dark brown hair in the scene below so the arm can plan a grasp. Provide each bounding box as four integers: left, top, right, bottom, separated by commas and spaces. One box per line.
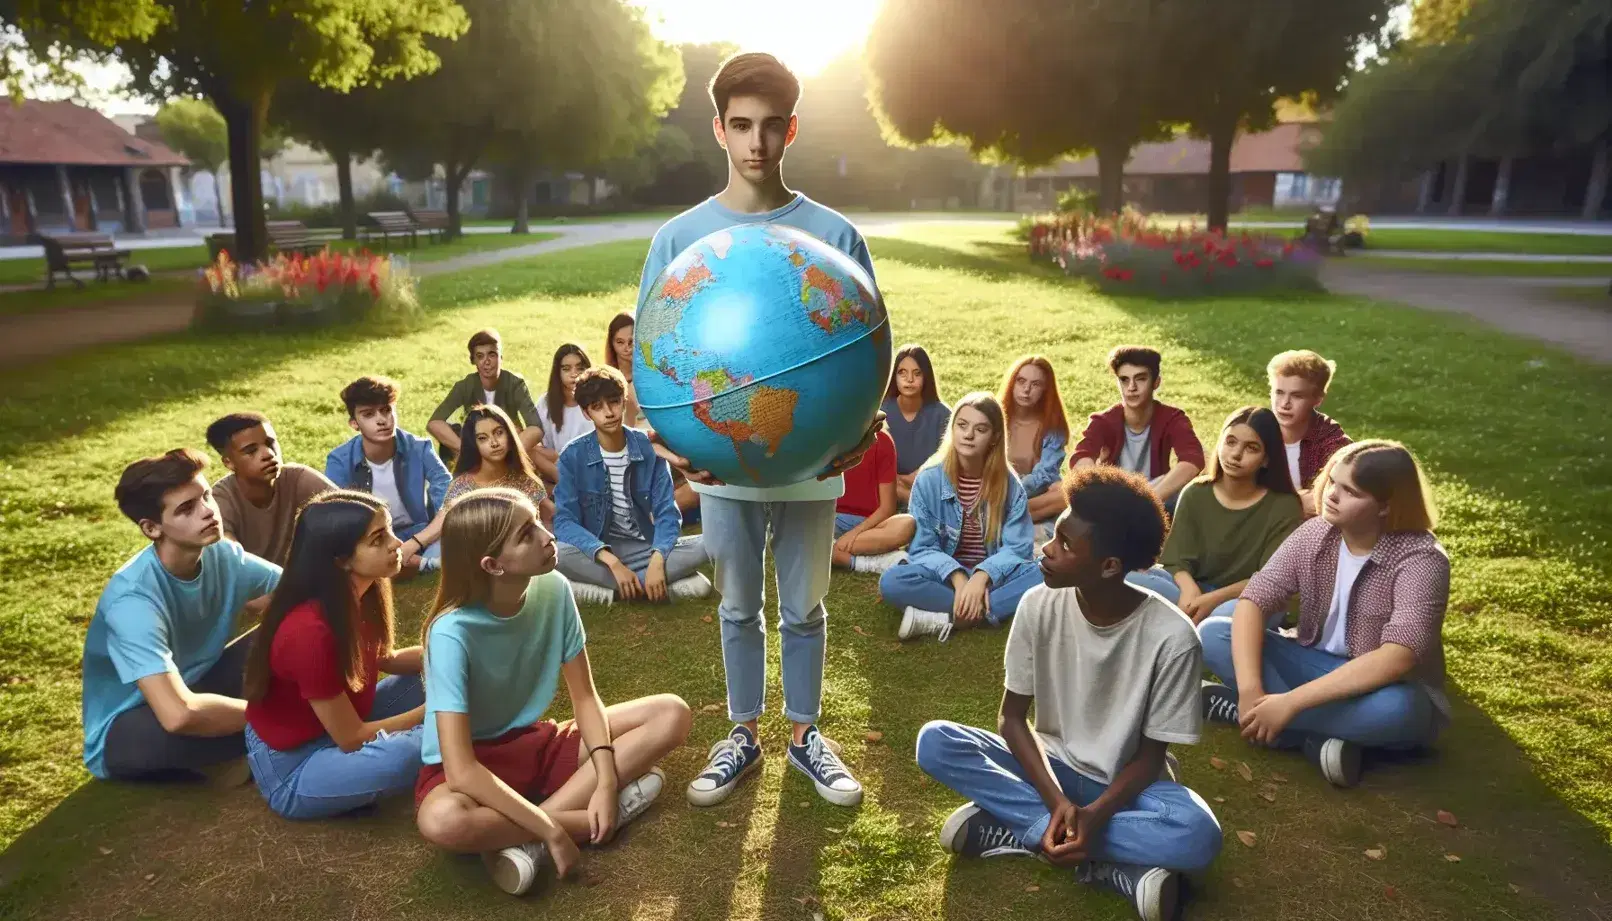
1107, 345, 1162, 380
574, 365, 627, 409
340, 375, 400, 418
455, 404, 540, 482
467, 328, 501, 359
1202, 406, 1296, 494
115, 448, 208, 526
545, 344, 591, 422
604, 312, 634, 371
885, 343, 942, 405
205, 412, 269, 455
708, 51, 801, 119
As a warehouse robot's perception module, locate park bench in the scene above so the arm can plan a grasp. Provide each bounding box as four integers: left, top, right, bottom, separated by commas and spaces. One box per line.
410, 209, 452, 242
266, 220, 340, 257
38, 233, 131, 289
362, 211, 422, 248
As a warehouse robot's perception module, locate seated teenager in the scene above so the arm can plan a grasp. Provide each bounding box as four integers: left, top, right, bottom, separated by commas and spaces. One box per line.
427, 328, 544, 463
1072, 346, 1204, 512
1126, 407, 1302, 624
243, 491, 426, 819
413, 488, 692, 895
880, 344, 951, 507
1268, 349, 1352, 518
1000, 355, 1071, 529
606, 312, 699, 521
1198, 440, 1449, 789
405, 404, 556, 570
82, 449, 281, 783
552, 366, 711, 605
878, 392, 1042, 642
832, 429, 915, 573
324, 375, 452, 565
207, 411, 335, 565
915, 466, 1222, 921
532, 344, 596, 485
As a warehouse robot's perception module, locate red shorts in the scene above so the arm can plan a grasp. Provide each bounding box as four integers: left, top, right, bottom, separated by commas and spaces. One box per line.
414, 719, 581, 809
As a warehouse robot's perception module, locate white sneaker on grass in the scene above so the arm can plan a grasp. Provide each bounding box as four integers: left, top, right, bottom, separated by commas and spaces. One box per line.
898, 607, 952, 642
569, 581, 614, 607
686, 725, 763, 807
669, 573, 713, 601
483, 842, 547, 896
787, 725, 862, 807
617, 766, 666, 826
851, 550, 907, 574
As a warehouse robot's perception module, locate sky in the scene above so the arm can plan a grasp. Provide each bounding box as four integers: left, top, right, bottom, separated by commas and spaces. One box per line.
71, 0, 885, 116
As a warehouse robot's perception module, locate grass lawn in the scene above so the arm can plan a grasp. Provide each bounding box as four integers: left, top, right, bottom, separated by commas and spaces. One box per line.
0, 276, 195, 319
2, 228, 1611, 920
1360, 230, 1612, 256
1348, 254, 1612, 277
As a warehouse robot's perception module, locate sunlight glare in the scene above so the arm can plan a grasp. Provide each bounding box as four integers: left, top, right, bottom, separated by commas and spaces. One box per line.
634, 0, 882, 76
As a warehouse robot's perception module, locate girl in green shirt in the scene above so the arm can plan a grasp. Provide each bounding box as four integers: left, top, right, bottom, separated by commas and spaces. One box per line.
1127, 406, 1301, 623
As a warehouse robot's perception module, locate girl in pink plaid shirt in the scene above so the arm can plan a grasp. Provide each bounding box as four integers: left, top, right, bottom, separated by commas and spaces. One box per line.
1196, 440, 1448, 789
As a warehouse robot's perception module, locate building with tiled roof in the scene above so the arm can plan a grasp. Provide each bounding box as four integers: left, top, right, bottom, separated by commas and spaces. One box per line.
0, 100, 191, 241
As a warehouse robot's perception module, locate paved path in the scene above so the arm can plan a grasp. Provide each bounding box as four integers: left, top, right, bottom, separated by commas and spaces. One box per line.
1359, 250, 1612, 263
1320, 263, 1612, 365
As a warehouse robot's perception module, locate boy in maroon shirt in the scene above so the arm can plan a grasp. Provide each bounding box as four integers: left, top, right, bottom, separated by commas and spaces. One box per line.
1071, 346, 1204, 511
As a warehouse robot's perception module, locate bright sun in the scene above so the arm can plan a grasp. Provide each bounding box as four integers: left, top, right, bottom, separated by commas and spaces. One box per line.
634, 0, 882, 77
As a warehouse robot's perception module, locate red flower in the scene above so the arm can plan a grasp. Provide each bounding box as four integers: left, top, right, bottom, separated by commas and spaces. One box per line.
1255, 258, 1274, 268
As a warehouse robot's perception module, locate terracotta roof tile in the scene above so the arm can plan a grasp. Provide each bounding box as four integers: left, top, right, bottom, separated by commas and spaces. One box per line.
0, 100, 188, 168
1035, 122, 1312, 178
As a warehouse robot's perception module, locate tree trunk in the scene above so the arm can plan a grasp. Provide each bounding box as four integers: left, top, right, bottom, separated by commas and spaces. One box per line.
511, 164, 532, 234
1206, 117, 1236, 233
1584, 140, 1609, 221
444, 158, 463, 240
1447, 154, 1469, 216
216, 90, 271, 262
1095, 139, 1129, 214
214, 168, 230, 225
1489, 156, 1513, 216
335, 148, 357, 240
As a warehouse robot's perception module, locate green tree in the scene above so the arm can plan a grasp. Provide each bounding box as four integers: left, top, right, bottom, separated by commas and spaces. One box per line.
6, 0, 467, 260
865, 0, 1173, 213
270, 82, 390, 239
155, 97, 289, 224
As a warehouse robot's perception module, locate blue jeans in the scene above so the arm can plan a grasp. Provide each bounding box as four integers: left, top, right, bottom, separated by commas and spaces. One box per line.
914, 721, 1222, 872
834, 512, 866, 538
1125, 567, 1238, 620
555, 535, 709, 589
879, 561, 1044, 625
245, 674, 425, 820
701, 495, 834, 726
1197, 617, 1438, 748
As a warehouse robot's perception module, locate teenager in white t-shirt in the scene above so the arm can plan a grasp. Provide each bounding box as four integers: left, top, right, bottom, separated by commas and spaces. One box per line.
916, 466, 1222, 921
532, 344, 596, 483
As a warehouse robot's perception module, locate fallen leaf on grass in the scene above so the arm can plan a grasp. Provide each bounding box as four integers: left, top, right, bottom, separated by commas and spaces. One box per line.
1384, 886, 1398, 900
1236, 830, 1257, 848
799, 801, 811, 808
1436, 809, 1460, 827
1232, 877, 1245, 889
716, 821, 735, 828
1209, 756, 1228, 770
97, 846, 113, 856
1444, 854, 1461, 863
1269, 771, 1289, 783
865, 731, 884, 743
793, 895, 820, 909
1364, 846, 1387, 861
700, 703, 723, 713
1258, 785, 1277, 803
1509, 884, 1521, 894
1237, 762, 1254, 782
143, 873, 155, 882
1213, 796, 1226, 804
1025, 884, 1040, 893
852, 625, 871, 637
701, 615, 713, 624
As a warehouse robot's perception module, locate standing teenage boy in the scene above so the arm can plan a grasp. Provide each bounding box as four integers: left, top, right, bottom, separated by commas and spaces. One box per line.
1267, 349, 1351, 518
1071, 346, 1204, 512
637, 52, 879, 809
206, 412, 335, 565
82, 449, 282, 782
325, 376, 452, 563
552, 366, 712, 605
427, 328, 544, 460
915, 467, 1222, 921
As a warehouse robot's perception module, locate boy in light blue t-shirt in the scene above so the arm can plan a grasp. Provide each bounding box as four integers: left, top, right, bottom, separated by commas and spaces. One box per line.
82, 449, 281, 781
635, 52, 880, 811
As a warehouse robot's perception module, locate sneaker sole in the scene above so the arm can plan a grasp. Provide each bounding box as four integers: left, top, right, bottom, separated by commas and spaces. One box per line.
938, 803, 980, 854
786, 748, 863, 807
898, 607, 917, 640
620, 767, 666, 824
483, 850, 534, 896
1321, 738, 1363, 788
685, 751, 761, 807
1136, 867, 1180, 921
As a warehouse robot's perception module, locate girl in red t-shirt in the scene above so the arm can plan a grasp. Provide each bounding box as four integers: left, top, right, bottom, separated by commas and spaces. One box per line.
243, 490, 426, 820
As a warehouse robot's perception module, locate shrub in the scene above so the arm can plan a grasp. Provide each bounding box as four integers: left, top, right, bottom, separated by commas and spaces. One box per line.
194, 248, 422, 332
1027, 211, 1322, 296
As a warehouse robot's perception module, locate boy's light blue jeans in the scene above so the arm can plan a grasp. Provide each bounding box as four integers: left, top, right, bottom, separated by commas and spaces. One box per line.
914, 720, 1223, 872
1196, 617, 1438, 748
1125, 566, 1238, 620
244, 674, 425, 820
701, 495, 834, 725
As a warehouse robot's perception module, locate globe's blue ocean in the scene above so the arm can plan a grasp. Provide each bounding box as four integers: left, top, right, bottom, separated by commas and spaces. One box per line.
634, 224, 892, 487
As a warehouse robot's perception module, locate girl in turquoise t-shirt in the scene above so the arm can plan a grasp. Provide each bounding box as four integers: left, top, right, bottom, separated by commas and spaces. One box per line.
412, 487, 691, 896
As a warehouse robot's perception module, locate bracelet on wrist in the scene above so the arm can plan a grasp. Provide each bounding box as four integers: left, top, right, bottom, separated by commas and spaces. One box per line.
588, 744, 616, 761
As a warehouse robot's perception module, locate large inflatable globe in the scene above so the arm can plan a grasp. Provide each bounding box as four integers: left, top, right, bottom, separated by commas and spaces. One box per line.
634, 223, 892, 488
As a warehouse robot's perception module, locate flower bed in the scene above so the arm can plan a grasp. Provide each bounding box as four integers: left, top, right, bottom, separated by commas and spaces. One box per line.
195, 249, 422, 331
1027, 211, 1322, 296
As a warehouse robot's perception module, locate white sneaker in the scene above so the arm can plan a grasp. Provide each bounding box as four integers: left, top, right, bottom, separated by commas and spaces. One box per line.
569, 581, 614, 606
617, 766, 666, 827
852, 550, 907, 574
483, 841, 547, 896
898, 606, 952, 642
669, 573, 713, 600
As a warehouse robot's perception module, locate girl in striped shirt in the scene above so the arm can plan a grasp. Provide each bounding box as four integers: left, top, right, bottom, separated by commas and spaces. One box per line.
879, 392, 1043, 642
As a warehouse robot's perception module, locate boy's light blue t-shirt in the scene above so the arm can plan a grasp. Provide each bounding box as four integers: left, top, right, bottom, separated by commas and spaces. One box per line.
81, 541, 282, 778
636, 193, 877, 504
421, 570, 587, 766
